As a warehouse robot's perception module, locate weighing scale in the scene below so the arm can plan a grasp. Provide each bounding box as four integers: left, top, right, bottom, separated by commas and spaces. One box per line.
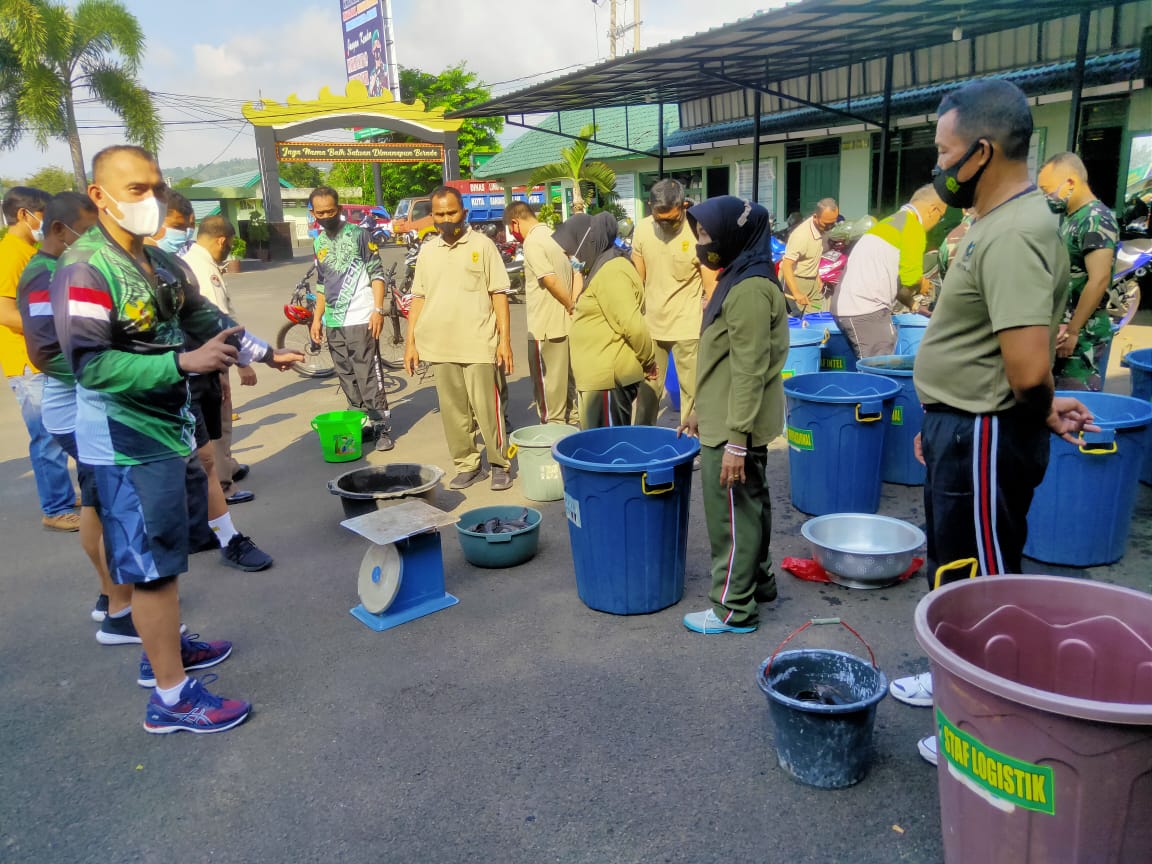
341, 499, 460, 631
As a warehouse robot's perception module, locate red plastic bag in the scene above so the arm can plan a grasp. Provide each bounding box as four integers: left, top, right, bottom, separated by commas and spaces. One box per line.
783, 556, 924, 584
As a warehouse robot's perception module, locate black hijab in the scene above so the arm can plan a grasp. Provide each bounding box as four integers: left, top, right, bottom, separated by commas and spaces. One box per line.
687, 196, 778, 330
553, 211, 626, 283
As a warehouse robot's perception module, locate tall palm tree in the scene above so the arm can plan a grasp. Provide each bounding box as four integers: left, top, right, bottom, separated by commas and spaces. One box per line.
0, 0, 162, 188
529, 124, 616, 215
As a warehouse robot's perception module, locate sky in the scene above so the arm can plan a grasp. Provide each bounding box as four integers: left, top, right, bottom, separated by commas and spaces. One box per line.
3, 0, 785, 180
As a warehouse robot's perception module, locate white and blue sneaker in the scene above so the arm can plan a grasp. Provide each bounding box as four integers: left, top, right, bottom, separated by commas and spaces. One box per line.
682, 609, 758, 634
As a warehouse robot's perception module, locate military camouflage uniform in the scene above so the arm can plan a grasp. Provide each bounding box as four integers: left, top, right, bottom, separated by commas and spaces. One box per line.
1053, 201, 1118, 391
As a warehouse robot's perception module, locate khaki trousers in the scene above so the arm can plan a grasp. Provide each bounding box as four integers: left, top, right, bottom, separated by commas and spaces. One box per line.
527, 337, 575, 424
434, 362, 510, 473
639, 338, 699, 420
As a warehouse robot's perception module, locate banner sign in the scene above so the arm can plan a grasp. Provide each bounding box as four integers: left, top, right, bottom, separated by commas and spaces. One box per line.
277, 142, 445, 164
342, 0, 391, 97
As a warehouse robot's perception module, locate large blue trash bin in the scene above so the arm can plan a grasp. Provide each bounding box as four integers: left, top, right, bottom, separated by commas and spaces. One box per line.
1024, 392, 1152, 567
552, 427, 699, 614
784, 327, 825, 380
664, 353, 681, 412
1122, 347, 1152, 485
797, 312, 857, 372
893, 313, 930, 356
783, 372, 901, 515
855, 355, 924, 486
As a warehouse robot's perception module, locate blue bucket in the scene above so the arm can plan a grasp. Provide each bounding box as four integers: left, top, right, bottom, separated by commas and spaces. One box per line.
784, 327, 825, 380
783, 372, 901, 515
1122, 347, 1152, 485
665, 353, 681, 412
797, 312, 857, 373
893, 313, 930, 356
1024, 392, 1152, 567
553, 427, 699, 614
855, 355, 923, 486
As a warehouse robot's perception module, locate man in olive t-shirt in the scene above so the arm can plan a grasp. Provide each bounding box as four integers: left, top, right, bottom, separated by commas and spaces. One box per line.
631, 179, 716, 420
780, 198, 838, 312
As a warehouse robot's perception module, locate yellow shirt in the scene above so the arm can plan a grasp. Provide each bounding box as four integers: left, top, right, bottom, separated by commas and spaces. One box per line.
631, 215, 704, 341
521, 224, 572, 341
411, 226, 511, 364
0, 231, 38, 376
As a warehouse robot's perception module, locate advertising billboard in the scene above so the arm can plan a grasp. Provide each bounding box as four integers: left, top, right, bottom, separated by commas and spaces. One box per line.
341, 0, 392, 98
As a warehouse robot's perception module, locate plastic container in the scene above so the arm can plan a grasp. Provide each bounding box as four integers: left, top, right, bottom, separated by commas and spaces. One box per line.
1024, 391, 1152, 566
664, 353, 681, 412
796, 312, 856, 373
915, 576, 1152, 864
508, 424, 578, 502
455, 505, 542, 568
327, 463, 443, 519
552, 426, 699, 614
311, 410, 366, 462
893, 312, 930, 356
782, 372, 901, 515
784, 327, 825, 380
855, 354, 924, 485
1122, 347, 1152, 485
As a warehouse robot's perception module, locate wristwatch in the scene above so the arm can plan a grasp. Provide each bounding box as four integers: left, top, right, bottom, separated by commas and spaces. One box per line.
373, 307, 386, 315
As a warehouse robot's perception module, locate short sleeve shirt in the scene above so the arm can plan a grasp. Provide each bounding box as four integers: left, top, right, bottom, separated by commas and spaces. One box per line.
312, 223, 382, 328
0, 231, 38, 375
411, 227, 511, 364
521, 223, 572, 340
631, 215, 703, 341
1059, 199, 1119, 317
914, 190, 1070, 414
782, 216, 827, 280
833, 206, 926, 317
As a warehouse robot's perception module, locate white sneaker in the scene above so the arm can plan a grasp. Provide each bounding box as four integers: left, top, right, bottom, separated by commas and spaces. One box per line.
918, 735, 938, 766
889, 672, 934, 707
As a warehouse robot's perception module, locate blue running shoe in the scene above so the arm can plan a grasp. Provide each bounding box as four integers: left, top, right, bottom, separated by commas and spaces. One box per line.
143, 674, 251, 734
138, 634, 233, 687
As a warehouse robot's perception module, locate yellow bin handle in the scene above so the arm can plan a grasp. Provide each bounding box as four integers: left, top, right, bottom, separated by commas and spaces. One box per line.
933, 558, 979, 590
642, 468, 675, 496
506, 443, 519, 459
855, 402, 883, 423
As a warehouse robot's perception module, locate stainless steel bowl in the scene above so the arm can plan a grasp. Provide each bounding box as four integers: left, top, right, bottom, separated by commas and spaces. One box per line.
800, 514, 926, 589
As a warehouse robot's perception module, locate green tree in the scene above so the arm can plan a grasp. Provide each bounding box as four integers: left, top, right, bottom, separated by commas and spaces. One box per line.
24, 164, 74, 193
278, 161, 323, 188
529, 124, 616, 214
172, 176, 200, 189
0, 0, 162, 189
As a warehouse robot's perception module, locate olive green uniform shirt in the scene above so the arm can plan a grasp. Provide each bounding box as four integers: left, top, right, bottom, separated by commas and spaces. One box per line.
411, 226, 511, 364
696, 276, 790, 448
914, 190, 1069, 414
521, 223, 572, 341
569, 258, 655, 391
631, 215, 704, 341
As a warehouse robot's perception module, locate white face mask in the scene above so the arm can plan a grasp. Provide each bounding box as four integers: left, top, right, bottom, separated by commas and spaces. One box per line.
99, 188, 163, 237
28, 213, 44, 244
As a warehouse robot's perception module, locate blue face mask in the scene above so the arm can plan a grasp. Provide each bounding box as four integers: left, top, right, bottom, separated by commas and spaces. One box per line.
158, 227, 190, 254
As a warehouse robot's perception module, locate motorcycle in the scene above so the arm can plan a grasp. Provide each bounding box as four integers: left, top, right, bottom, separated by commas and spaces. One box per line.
496, 237, 525, 302
1111, 237, 1149, 328
817, 216, 876, 295
377, 261, 422, 371
275, 265, 334, 379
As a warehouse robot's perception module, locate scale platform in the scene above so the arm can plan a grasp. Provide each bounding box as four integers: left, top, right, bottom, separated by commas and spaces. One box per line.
341, 499, 460, 632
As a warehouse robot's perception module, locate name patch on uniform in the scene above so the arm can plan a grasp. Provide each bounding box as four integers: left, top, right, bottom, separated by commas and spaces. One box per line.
786, 426, 814, 451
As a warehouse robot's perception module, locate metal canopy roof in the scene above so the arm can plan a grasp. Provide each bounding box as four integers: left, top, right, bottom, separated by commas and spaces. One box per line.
450, 0, 1118, 118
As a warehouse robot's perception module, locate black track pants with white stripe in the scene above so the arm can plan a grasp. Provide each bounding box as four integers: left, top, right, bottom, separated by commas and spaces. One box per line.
921, 406, 1049, 588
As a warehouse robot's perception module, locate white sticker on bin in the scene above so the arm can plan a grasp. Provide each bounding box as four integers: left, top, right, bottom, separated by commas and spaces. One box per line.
565, 492, 582, 528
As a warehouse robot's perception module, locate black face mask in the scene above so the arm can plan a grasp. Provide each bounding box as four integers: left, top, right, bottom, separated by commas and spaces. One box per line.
932, 139, 990, 209
436, 219, 467, 244
696, 242, 724, 271
317, 214, 342, 234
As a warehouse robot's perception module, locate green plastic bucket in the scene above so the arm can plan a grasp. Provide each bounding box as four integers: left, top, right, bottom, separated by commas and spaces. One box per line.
508, 423, 578, 502
311, 410, 366, 463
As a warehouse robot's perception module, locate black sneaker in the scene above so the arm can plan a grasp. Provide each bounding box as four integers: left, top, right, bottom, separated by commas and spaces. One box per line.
374, 424, 394, 452
98, 613, 188, 645
91, 594, 109, 623
221, 533, 273, 572
231, 464, 250, 482
449, 467, 488, 490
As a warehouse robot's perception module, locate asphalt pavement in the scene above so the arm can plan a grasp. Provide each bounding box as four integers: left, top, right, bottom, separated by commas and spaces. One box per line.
1, 248, 1149, 863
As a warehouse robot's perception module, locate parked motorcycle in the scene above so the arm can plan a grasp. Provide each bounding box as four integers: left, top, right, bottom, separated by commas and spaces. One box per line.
817, 216, 876, 295
275, 265, 334, 378
496, 237, 525, 302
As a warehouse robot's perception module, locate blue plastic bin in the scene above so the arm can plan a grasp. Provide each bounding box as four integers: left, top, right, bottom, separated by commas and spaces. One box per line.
784, 327, 825, 380
796, 312, 857, 373
893, 313, 930, 356
1024, 392, 1152, 567
664, 354, 681, 412
783, 372, 901, 515
1122, 347, 1152, 485
552, 427, 699, 614
855, 355, 924, 486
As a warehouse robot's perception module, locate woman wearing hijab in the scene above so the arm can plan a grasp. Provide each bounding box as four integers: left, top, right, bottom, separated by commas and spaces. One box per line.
554, 212, 658, 428
678, 196, 790, 634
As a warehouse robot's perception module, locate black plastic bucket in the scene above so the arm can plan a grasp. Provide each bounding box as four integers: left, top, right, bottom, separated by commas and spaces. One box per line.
756, 620, 888, 788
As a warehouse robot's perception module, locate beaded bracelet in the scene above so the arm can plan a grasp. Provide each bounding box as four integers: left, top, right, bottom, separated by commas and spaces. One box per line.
724, 443, 747, 457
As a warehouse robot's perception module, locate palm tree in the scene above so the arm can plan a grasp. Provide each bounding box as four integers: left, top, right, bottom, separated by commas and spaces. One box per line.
0, 0, 162, 189
529, 124, 616, 215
